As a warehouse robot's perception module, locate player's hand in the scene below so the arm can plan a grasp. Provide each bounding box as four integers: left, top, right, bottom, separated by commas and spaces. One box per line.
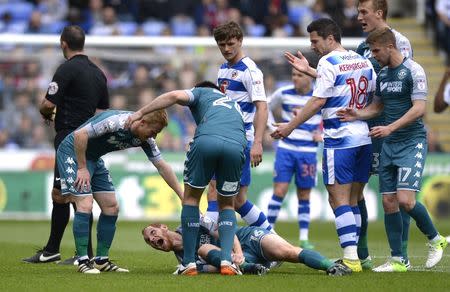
250, 142, 263, 168
75, 167, 91, 192
336, 107, 358, 122
124, 111, 143, 129
40, 108, 56, 125
284, 51, 310, 74
270, 122, 294, 139
369, 125, 392, 138
232, 252, 245, 266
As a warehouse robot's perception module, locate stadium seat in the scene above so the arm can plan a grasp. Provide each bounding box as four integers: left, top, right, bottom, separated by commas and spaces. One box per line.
5, 2, 34, 21
246, 24, 266, 37
141, 20, 167, 36
288, 5, 309, 24
170, 15, 196, 36
7, 20, 27, 33
117, 21, 138, 35
283, 24, 294, 36
43, 20, 68, 34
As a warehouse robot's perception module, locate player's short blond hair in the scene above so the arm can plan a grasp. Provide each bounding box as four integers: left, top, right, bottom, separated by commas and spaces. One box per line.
141, 109, 168, 129
366, 27, 396, 48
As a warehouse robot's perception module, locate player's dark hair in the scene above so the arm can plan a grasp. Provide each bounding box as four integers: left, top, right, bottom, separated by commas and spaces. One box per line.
358, 0, 388, 20
307, 18, 341, 44
195, 81, 220, 91
60, 25, 85, 51
366, 27, 396, 48
213, 21, 243, 42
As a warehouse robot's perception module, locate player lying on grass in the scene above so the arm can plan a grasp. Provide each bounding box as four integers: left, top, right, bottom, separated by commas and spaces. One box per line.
142, 216, 352, 276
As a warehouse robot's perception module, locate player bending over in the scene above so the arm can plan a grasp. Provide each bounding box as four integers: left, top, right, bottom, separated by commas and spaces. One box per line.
57, 109, 183, 273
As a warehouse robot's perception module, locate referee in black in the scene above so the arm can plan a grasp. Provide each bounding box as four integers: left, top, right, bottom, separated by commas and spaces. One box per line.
23, 25, 110, 264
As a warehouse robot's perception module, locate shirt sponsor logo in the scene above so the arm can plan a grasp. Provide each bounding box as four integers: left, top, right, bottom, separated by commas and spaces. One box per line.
380, 81, 403, 93
339, 61, 369, 72
220, 80, 229, 93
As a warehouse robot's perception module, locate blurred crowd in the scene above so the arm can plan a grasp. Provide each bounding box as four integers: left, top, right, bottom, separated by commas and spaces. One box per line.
0, 0, 364, 37
425, 0, 450, 65
0, 0, 445, 153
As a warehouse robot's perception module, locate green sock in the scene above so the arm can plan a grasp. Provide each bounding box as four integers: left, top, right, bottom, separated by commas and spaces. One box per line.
96, 213, 117, 257
218, 209, 236, 263
206, 249, 221, 268
181, 205, 200, 266
73, 212, 90, 257
407, 202, 438, 240
357, 199, 369, 259
385, 212, 403, 257
400, 207, 410, 260
298, 249, 333, 271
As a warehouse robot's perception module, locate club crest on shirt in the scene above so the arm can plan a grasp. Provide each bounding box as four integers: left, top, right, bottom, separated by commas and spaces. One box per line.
47, 82, 59, 95
231, 70, 238, 79
397, 69, 407, 80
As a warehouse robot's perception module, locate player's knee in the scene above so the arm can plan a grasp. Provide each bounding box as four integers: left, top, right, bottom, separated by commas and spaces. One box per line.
51, 188, 69, 204
398, 198, 416, 212
382, 195, 398, 212
103, 202, 119, 215
75, 197, 94, 213
328, 196, 337, 209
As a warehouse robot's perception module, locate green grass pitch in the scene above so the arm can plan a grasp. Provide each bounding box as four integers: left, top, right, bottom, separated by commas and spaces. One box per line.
1, 220, 449, 291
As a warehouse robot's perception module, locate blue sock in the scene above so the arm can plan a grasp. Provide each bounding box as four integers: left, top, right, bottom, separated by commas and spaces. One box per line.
218, 209, 237, 263
73, 212, 90, 258
205, 200, 219, 223
400, 207, 410, 260
351, 206, 361, 242
384, 212, 403, 257
96, 213, 118, 257
298, 199, 310, 241
357, 199, 369, 259
407, 202, 438, 240
181, 205, 200, 265
334, 205, 357, 248
267, 194, 283, 225
206, 249, 221, 268
237, 200, 272, 231
298, 249, 333, 271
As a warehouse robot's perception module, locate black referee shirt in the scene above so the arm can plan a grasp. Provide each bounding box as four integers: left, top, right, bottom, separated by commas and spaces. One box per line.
45, 54, 110, 133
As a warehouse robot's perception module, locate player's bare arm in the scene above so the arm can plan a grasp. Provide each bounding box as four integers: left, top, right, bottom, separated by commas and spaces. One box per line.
284, 51, 318, 78
271, 96, 325, 139
152, 159, 184, 201
125, 90, 189, 128
370, 99, 426, 138
251, 100, 268, 167
337, 99, 383, 122
433, 67, 450, 113
73, 128, 90, 191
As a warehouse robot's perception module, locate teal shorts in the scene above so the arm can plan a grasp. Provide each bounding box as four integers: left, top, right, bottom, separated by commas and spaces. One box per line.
370, 136, 383, 175
379, 137, 427, 194
184, 135, 245, 196
236, 226, 271, 267
56, 150, 114, 196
